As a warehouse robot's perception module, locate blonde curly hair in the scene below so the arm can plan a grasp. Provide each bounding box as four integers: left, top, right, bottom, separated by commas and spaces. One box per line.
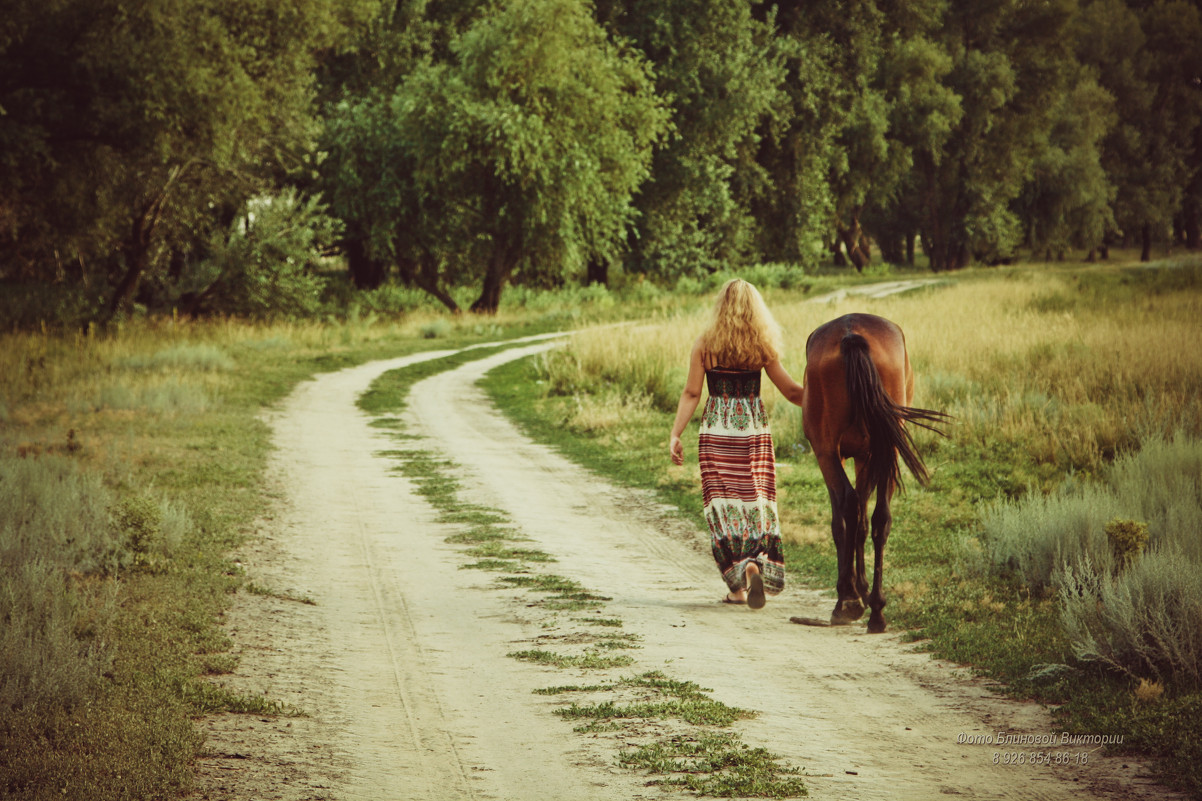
699, 278, 783, 370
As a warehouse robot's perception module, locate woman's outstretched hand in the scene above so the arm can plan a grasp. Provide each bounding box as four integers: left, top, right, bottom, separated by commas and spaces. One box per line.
669, 434, 684, 466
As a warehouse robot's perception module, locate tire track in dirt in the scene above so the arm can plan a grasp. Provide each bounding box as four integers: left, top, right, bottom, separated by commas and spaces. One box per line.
189, 320, 1182, 801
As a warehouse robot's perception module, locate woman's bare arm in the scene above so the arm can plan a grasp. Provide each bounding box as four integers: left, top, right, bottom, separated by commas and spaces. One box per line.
765, 359, 805, 406
669, 339, 706, 465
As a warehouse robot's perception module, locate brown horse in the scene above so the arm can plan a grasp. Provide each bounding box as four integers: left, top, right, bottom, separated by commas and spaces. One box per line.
802, 313, 947, 633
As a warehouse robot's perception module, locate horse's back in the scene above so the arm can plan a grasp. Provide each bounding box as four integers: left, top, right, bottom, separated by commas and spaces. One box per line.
802, 314, 912, 457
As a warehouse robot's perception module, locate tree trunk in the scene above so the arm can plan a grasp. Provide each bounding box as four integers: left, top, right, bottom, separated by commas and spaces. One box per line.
110, 241, 147, 317
905, 234, 915, 266
586, 257, 608, 286
346, 237, 388, 289
108, 165, 185, 319
828, 237, 846, 267
110, 208, 155, 317
1141, 223, 1152, 262
1184, 196, 1201, 250
837, 208, 870, 271
878, 232, 904, 266
471, 240, 519, 314
404, 254, 459, 313
417, 278, 461, 313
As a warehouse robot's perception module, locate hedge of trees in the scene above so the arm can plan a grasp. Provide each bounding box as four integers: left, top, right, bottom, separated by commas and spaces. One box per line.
2, 0, 1200, 318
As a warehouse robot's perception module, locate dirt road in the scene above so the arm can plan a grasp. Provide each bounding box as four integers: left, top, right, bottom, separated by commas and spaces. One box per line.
191, 331, 1178, 801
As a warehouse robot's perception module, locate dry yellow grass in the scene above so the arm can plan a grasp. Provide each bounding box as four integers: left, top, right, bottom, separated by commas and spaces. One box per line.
552, 267, 1202, 480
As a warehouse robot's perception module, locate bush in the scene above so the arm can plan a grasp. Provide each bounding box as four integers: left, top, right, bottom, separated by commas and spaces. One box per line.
979, 483, 1119, 591
1058, 549, 1202, 684
979, 433, 1202, 591
0, 454, 120, 572
118, 344, 235, 372
183, 188, 342, 318
980, 434, 1202, 683
112, 494, 189, 570
0, 559, 118, 711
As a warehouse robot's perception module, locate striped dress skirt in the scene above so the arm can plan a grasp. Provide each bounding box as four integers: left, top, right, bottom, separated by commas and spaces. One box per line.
699, 369, 786, 595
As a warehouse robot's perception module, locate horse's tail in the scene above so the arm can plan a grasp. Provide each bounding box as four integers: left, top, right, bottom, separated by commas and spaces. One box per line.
841, 333, 948, 492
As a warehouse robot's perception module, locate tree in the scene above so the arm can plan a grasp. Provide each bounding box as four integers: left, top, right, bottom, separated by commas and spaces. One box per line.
749, 1, 846, 269
1077, 0, 1202, 261
0, 0, 361, 319
912, 0, 1081, 271
314, 0, 486, 291
598, 0, 791, 279
325, 0, 670, 312
864, 28, 963, 266
1015, 68, 1116, 260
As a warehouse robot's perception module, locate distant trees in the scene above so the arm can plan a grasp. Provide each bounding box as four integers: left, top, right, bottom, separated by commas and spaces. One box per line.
3, 0, 1202, 322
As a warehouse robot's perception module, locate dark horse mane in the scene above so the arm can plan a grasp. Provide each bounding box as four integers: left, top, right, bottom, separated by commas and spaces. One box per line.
840, 333, 948, 495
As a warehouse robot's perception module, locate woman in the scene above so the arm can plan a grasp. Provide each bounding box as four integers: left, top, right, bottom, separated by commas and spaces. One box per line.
669, 278, 805, 609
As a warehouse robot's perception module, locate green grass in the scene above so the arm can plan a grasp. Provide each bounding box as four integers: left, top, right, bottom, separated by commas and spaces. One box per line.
619, 732, 808, 798
531, 671, 804, 797
478, 261, 1202, 800
245, 582, 318, 605
508, 649, 636, 670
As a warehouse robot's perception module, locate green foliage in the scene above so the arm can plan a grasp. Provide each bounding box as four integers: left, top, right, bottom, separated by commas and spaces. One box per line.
322, 0, 670, 311
0, 0, 357, 316
1106, 518, 1150, 571
602, 0, 798, 277
1059, 549, 1202, 684
184, 189, 342, 318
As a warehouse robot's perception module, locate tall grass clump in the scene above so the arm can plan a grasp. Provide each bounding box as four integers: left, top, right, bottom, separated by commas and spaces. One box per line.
538, 320, 696, 413
980, 434, 1202, 683
0, 455, 123, 711
118, 343, 235, 372
1, 454, 121, 571
1058, 550, 1202, 684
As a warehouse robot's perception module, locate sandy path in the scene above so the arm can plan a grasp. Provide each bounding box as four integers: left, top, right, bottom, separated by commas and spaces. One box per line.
191, 328, 1180, 801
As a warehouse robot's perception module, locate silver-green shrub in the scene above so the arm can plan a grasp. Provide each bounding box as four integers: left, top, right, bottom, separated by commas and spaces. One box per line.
1058, 549, 1202, 684
0, 456, 120, 709
118, 343, 235, 372
979, 483, 1119, 591
0, 456, 189, 709
980, 433, 1202, 683
1, 454, 120, 572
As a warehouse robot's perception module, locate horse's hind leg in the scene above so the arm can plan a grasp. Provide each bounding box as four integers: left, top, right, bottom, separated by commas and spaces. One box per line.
867, 480, 895, 633
817, 454, 864, 624
852, 457, 872, 602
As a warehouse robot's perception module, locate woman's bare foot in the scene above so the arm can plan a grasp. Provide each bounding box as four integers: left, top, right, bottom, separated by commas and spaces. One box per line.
746, 562, 765, 610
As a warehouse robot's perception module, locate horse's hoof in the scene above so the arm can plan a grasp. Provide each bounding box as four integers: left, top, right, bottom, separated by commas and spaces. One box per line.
831, 600, 865, 625
867, 613, 887, 634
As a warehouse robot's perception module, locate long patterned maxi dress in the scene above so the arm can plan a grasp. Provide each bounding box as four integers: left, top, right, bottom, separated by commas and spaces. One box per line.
699, 368, 786, 596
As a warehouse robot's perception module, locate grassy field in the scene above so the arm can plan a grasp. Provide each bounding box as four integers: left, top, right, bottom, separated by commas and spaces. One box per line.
3, 258, 1200, 798
0, 297, 621, 800
480, 258, 1202, 799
